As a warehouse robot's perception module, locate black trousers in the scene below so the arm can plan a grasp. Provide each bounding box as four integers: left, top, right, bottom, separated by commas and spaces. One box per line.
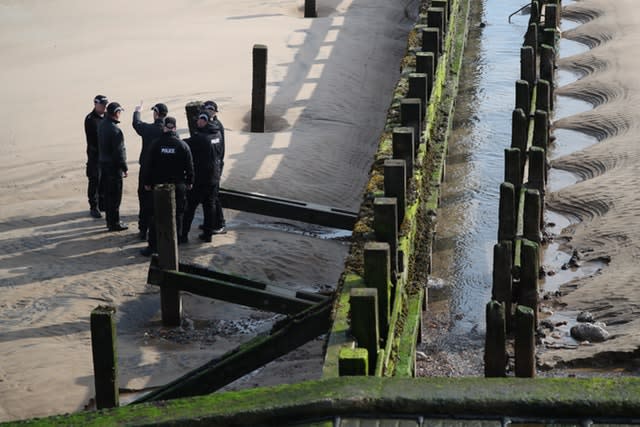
137, 172, 152, 233
87, 161, 104, 210
212, 182, 225, 229
183, 183, 215, 237
101, 167, 123, 228
148, 183, 186, 251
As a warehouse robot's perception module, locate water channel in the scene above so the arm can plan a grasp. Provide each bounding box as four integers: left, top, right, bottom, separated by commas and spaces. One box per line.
420, 0, 600, 374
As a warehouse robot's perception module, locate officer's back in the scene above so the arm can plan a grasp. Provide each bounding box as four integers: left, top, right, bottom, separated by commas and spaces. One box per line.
143, 118, 193, 186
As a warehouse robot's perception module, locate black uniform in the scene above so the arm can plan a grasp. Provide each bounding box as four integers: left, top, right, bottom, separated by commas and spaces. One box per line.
98, 117, 128, 229
210, 117, 226, 230
84, 109, 105, 211
143, 131, 194, 251
132, 111, 164, 236
182, 123, 223, 238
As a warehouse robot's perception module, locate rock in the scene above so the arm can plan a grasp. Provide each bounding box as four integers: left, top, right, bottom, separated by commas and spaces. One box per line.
577, 311, 594, 323
570, 323, 609, 343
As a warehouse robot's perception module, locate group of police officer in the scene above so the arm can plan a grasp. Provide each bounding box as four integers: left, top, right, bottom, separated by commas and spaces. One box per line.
84, 95, 226, 257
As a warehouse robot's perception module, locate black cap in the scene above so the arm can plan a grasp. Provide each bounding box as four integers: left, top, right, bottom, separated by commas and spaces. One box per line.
151, 103, 168, 115
203, 100, 218, 112
106, 102, 124, 115
197, 111, 211, 121
164, 116, 177, 129
94, 95, 108, 105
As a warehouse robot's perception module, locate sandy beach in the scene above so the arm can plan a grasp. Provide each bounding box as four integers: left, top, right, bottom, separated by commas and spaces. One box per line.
540, 0, 640, 368
0, 0, 417, 421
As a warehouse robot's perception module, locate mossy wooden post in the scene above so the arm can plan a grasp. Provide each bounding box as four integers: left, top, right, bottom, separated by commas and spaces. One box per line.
304, 0, 317, 18
338, 348, 368, 376
421, 27, 440, 71
530, 1, 539, 24
373, 197, 398, 281
350, 288, 379, 375
416, 52, 435, 100
384, 159, 406, 228
427, 7, 446, 53
511, 108, 528, 156
400, 98, 422, 151
251, 44, 267, 133
392, 127, 414, 182
504, 148, 522, 188
524, 189, 542, 244
515, 80, 530, 112
90, 305, 119, 409
545, 4, 559, 29
527, 146, 546, 194
543, 28, 557, 50
185, 101, 203, 138
519, 240, 539, 326
540, 44, 555, 87
154, 184, 181, 326
515, 305, 536, 378
533, 110, 549, 150
432, 0, 450, 18
524, 23, 538, 52
408, 73, 428, 112
484, 300, 507, 377
537, 79, 552, 113
493, 241, 513, 332
520, 46, 535, 87
498, 182, 516, 243
364, 242, 391, 339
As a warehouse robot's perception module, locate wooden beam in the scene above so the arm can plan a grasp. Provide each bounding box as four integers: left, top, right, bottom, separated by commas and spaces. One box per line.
133, 299, 332, 403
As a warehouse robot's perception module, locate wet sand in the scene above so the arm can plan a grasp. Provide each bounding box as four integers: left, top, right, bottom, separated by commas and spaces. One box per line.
0, 0, 417, 421
540, 0, 640, 368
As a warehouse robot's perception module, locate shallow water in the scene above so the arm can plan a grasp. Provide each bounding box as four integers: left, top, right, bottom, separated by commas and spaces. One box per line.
429, 1, 599, 341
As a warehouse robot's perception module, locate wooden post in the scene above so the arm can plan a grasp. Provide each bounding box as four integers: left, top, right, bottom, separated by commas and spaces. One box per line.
540, 44, 555, 87
90, 305, 119, 409
492, 241, 513, 333
520, 46, 536, 87
408, 73, 428, 111
511, 108, 528, 155
533, 110, 549, 150
524, 23, 538, 52
392, 127, 414, 182
350, 288, 380, 375
421, 27, 440, 71
504, 148, 522, 188
373, 197, 398, 280
400, 98, 422, 151
515, 305, 536, 378
545, 4, 559, 28
537, 79, 552, 113
304, 0, 317, 18
364, 242, 391, 340
515, 80, 530, 112
185, 101, 203, 138
416, 52, 435, 100
543, 28, 557, 49
527, 146, 546, 194
524, 189, 542, 244
519, 240, 539, 326
498, 182, 516, 242
530, 1, 539, 24
251, 44, 267, 132
153, 184, 182, 326
427, 8, 446, 54
384, 159, 406, 227
432, 0, 450, 18
338, 348, 368, 376
484, 301, 507, 377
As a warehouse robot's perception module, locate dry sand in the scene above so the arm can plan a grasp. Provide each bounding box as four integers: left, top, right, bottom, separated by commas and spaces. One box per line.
0, 0, 418, 421
540, 0, 640, 368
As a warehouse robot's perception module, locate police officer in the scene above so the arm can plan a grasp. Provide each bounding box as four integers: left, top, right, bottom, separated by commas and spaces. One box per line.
182, 110, 222, 243
98, 102, 128, 231
133, 101, 168, 240
202, 100, 226, 234
140, 117, 194, 256
84, 94, 108, 218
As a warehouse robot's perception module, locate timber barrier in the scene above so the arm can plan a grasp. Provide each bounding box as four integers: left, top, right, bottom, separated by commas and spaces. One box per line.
484, 0, 559, 378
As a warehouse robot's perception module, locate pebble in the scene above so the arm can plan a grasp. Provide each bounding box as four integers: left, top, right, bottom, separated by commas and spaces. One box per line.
570, 323, 609, 342
577, 311, 594, 323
